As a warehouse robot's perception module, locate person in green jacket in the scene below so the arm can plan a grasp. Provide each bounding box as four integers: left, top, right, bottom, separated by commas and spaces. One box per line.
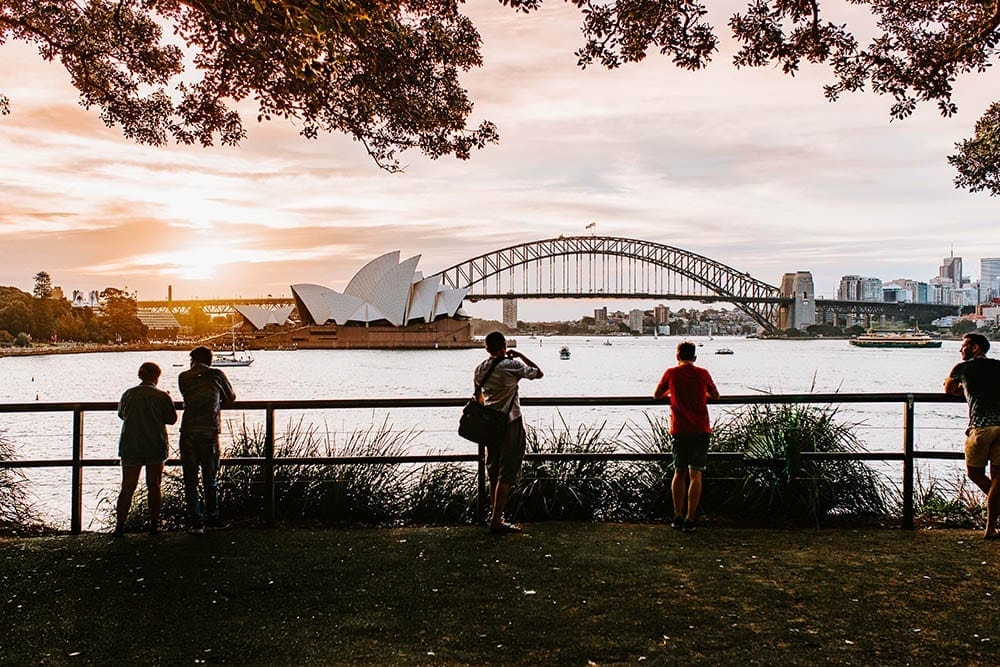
114, 362, 178, 536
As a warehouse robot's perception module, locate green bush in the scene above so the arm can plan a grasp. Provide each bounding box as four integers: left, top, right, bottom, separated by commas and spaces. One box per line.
709, 401, 895, 526
507, 416, 625, 522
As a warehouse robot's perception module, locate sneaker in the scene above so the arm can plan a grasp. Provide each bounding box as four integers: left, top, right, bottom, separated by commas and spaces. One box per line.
682, 520, 697, 533
188, 526, 204, 535
670, 517, 684, 531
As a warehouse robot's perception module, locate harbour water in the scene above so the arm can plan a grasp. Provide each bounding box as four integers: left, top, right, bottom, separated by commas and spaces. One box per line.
0, 336, 971, 528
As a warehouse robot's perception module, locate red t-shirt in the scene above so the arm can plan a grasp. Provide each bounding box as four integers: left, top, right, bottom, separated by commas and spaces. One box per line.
653, 363, 718, 434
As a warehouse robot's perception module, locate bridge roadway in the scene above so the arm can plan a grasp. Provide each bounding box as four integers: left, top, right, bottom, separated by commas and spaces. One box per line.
137, 295, 954, 321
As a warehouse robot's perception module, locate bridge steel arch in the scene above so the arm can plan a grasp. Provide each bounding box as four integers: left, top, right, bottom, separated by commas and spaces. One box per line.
434, 236, 783, 332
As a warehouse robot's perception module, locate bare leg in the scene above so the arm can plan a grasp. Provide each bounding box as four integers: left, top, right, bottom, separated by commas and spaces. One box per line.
490, 481, 511, 528
145, 464, 164, 529
968, 466, 992, 495
671, 469, 688, 520
116, 467, 142, 531
686, 470, 704, 522
986, 463, 1000, 539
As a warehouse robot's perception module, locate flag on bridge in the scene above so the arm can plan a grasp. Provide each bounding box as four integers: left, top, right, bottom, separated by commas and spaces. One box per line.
586, 222, 596, 230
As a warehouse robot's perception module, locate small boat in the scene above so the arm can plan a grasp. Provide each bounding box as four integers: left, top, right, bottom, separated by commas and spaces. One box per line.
213, 348, 254, 367
715, 348, 734, 355
559, 346, 571, 360
603, 339, 612, 346
849, 331, 942, 349
213, 323, 255, 366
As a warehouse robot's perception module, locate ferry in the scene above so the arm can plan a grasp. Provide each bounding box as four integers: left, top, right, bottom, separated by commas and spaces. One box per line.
849, 331, 942, 349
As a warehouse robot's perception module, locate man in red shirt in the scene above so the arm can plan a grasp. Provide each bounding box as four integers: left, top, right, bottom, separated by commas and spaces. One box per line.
653, 341, 720, 533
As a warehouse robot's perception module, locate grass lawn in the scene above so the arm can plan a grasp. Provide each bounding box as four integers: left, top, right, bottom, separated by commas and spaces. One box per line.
1, 523, 998, 665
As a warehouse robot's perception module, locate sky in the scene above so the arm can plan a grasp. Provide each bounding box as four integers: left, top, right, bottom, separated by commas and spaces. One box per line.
0, 1, 998, 321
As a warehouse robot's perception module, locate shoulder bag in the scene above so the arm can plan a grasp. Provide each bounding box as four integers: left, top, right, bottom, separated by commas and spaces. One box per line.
458, 356, 509, 444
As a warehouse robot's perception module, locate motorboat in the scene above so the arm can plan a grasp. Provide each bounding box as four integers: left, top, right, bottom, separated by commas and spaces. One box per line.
849, 331, 942, 349
559, 346, 571, 360
715, 348, 734, 355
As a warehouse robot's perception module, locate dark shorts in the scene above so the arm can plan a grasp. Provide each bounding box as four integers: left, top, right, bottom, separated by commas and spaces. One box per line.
672, 432, 710, 472
179, 431, 220, 462
120, 456, 166, 468
486, 417, 526, 486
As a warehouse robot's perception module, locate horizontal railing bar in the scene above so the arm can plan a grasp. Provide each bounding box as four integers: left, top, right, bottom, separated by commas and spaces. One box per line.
1, 451, 963, 469
0, 393, 967, 414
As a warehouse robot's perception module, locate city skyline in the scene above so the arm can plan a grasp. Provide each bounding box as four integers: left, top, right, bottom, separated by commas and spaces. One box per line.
1, 2, 999, 324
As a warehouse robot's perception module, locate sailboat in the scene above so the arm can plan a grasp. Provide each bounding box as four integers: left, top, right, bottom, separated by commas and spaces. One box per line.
213, 321, 254, 367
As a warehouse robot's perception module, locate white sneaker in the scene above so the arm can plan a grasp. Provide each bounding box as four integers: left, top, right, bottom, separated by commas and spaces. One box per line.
188, 526, 204, 535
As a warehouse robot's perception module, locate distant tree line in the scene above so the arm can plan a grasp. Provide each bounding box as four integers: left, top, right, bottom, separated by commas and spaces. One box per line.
0, 273, 147, 347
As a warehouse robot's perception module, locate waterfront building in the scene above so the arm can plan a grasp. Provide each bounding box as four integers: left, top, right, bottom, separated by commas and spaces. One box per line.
628, 309, 644, 333
653, 304, 669, 324
837, 275, 882, 302
234, 305, 294, 330
594, 306, 607, 324
267, 251, 473, 349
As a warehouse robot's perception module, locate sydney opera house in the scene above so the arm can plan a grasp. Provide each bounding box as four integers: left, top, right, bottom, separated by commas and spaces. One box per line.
239, 251, 475, 349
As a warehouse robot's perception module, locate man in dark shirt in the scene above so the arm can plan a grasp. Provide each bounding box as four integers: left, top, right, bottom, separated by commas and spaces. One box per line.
178, 346, 236, 533
654, 341, 720, 533
944, 332, 1000, 540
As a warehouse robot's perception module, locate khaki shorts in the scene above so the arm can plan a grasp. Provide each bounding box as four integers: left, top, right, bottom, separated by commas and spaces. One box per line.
964, 426, 1000, 468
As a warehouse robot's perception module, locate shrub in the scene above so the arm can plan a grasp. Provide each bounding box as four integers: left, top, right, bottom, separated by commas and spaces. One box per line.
506, 416, 625, 522
709, 401, 895, 526
13, 332, 30, 347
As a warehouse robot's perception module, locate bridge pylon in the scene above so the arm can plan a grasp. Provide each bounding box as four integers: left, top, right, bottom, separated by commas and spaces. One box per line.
777, 272, 816, 331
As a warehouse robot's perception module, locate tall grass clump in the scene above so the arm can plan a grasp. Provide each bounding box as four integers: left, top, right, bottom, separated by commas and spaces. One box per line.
913, 469, 986, 529
709, 402, 894, 526
405, 464, 477, 525
506, 415, 625, 522
615, 412, 675, 521
112, 416, 418, 529
0, 429, 44, 534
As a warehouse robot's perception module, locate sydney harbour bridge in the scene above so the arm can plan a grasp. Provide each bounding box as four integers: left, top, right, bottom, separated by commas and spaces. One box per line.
137, 236, 955, 334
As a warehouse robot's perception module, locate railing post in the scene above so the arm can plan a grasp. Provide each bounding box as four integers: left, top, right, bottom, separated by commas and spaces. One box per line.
70, 407, 84, 535
477, 441, 487, 524
264, 404, 276, 527
903, 394, 915, 530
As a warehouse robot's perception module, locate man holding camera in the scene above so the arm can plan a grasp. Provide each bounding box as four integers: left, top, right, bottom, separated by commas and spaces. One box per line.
474, 331, 543, 534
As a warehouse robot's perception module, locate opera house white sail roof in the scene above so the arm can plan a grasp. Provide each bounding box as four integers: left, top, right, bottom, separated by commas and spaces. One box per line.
234, 304, 294, 330
291, 252, 468, 327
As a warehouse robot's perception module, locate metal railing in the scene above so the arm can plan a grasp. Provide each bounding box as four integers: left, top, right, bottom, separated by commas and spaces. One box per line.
0, 393, 967, 533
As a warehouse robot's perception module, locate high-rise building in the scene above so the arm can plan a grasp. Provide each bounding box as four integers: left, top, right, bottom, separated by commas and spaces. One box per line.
502, 296, 517, 329
939, 251, 963, 286
594, 307, 607, 323
628, 309, 644, 333
837, 275, 883, 302
653, 304, 670, 324
981, 258, 1000, 302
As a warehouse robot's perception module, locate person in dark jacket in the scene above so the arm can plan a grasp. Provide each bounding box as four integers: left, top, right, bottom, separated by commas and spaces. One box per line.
115, 362, 178, 537
178, 346, 236, 533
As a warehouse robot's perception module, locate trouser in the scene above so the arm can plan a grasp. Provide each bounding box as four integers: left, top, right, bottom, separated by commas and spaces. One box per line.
180, 432, 220, 527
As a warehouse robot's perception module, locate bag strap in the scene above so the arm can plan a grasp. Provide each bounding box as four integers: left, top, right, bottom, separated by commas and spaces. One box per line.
473, 356, 505, 398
